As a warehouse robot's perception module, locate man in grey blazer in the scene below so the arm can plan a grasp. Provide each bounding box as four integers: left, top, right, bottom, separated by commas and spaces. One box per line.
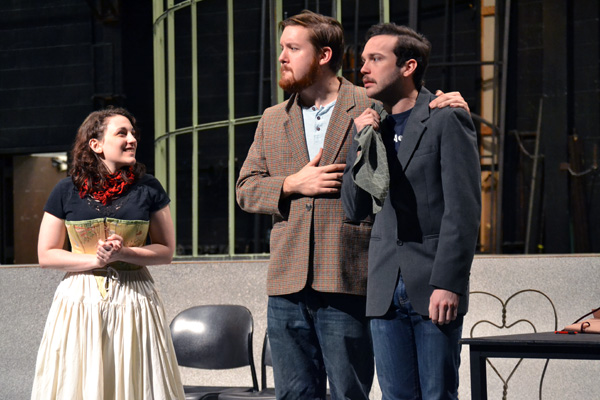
342, 23, 481, 399
238, 11, 470, 400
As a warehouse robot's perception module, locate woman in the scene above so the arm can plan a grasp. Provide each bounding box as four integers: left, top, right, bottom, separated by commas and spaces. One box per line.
32, 107, 185, 400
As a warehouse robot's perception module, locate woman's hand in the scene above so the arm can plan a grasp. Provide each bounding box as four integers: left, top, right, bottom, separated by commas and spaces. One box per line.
93, 206, 175, 267
96, 234, 124, 265
105, 234, 123, 252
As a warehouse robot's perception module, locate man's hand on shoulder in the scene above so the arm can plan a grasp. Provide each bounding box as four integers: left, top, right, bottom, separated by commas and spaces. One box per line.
429, 90, 470, 114
429, 288, 460, 325
282, 148, 346, 197
353, 107, 381, 133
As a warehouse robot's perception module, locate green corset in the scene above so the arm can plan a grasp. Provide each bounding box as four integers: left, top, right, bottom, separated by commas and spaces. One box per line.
65, 218, 149, 270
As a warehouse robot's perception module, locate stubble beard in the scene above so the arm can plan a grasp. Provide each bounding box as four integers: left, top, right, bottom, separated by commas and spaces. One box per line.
366, 74, 405, 108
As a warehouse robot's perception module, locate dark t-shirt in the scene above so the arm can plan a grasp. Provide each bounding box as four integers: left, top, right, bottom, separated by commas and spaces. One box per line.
44, 174, 170, 221
383, 108, 413, 153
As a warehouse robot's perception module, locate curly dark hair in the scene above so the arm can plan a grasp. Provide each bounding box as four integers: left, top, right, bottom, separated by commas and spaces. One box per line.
69, 107, 145, 192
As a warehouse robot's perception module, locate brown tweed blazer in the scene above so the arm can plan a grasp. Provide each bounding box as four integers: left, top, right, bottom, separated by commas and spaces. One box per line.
237, 77, 373, 297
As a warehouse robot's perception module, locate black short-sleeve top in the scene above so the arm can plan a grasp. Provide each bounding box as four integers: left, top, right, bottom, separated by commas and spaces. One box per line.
44, 174, 170, 222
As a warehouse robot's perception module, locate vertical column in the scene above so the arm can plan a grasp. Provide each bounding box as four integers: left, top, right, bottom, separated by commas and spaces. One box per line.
379, 0, 390, 23
270, 0, 283, 106
153, 0, 167, 187
191, 1, 199, 257
495, 0, 510, 253
479, 1, 496, 253
167, 0, 178, 243
540, 0, 570, 252
227, 0, 236, 256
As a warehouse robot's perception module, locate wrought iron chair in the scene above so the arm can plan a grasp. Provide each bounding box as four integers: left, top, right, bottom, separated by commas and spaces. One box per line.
467, 289, 558, 400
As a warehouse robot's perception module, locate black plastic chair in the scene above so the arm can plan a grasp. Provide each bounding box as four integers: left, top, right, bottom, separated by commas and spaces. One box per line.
170, 305, 259, 400
218, 332, 275, 400
218, 333, 332, 400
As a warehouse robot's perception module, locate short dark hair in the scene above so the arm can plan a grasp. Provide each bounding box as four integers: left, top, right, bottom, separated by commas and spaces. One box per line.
280, 10, 345, 73
365, 23, 431, 88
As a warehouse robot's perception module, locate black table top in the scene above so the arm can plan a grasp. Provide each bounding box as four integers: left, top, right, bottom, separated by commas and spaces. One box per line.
461, 331, 600, 348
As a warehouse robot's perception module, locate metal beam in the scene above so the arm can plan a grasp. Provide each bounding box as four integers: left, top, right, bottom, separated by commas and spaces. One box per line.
495, 0, 510, 253
191, 1, 199, 256
270, 0, 283, 106
379, 0, 390, 23
167, 0, 177, 245
409, 0, 418, 29
152, 0, 166, 187
540, 0, 571, 253
227, 0, 236, 256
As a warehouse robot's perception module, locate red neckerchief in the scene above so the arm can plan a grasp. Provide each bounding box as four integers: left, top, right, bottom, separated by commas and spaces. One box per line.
79, 166, 135, 205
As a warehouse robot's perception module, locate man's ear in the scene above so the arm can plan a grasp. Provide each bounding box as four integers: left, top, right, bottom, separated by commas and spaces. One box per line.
319, 46, 333, 66
89, 138, 103, 154
402, 59, 418, 77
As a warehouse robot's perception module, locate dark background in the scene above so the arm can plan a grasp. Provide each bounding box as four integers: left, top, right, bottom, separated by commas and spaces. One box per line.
1, 0, 599, 262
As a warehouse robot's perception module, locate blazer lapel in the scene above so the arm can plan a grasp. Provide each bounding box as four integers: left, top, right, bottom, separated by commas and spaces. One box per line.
321, 78, 355, 166
284, 93, 311, 168
398, 87, 434, 170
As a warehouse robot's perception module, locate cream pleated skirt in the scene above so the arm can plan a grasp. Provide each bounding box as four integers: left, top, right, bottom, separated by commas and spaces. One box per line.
31, 267, 185, 400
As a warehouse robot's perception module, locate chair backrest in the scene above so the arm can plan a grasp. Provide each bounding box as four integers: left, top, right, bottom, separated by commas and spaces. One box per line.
170, 304, 258, 389
260, 332, 272, 390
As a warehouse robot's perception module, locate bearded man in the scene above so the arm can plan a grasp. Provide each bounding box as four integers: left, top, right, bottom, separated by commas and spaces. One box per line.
236, 10, 468, 400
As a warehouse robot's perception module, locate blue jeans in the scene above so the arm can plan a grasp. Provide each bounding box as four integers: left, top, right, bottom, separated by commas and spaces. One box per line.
370, 274, 463, 400
267, 288, 373, 400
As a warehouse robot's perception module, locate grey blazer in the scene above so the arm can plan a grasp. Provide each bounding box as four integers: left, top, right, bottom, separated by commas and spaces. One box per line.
342, 86, 481, 317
